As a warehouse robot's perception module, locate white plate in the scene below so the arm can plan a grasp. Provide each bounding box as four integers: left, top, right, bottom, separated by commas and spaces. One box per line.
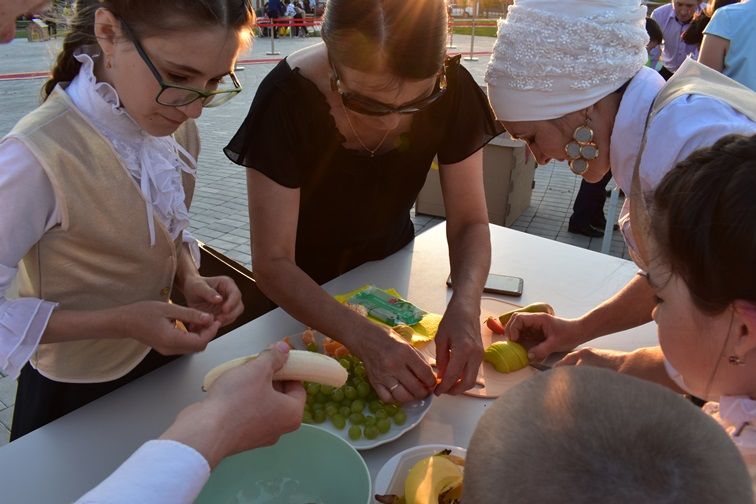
373, 444, 467, 498
286, 329, 433, 451
309, 396, 432, 451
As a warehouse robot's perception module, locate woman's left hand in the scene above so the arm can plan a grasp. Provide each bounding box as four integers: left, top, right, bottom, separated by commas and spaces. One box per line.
181, 275, 244, 327
433, 301, 484, 395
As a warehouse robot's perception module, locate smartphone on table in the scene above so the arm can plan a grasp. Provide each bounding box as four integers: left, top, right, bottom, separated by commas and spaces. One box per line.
446, 273, 524, 297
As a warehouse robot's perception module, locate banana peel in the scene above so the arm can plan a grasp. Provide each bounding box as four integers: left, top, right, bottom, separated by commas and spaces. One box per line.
375, 450, 464, 504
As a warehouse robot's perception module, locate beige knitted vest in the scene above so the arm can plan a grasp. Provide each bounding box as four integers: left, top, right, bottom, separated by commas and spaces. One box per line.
8, 86, 199, 382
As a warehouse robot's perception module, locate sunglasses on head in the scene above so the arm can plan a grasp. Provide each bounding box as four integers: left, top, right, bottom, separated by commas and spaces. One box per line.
329, 61, 448, 116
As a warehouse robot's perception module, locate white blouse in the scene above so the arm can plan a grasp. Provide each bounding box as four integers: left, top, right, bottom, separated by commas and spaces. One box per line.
0, 50, 200, 379
610, 65, 756, 257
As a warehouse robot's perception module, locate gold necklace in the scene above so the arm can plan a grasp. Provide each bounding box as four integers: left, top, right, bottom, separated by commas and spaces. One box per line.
340, 101, 391, 158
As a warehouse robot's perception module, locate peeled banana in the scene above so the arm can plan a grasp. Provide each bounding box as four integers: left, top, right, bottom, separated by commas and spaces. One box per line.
202, 349, 349, 391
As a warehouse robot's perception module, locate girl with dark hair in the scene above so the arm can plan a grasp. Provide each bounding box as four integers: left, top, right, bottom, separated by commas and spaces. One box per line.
225, 0, 504, 403
558, 134, 756, 484
0, 0, 255, 439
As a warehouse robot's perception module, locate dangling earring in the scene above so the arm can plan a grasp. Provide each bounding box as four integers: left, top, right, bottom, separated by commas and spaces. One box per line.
565, 120, 599, 176
105, 59, 112, 70
728, 355, 746, 366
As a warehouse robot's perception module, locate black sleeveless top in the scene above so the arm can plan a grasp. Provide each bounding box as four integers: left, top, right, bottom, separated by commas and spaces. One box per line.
225, 55, 503, 284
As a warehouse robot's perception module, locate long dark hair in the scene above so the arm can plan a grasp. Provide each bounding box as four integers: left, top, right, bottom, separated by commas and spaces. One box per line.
651, 134, 756, 314
681, 0, 738, 45
321, 0, 447, 79
42, 0, 255, 99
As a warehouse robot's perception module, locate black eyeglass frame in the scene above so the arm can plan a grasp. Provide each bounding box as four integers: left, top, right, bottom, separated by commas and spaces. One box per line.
120, 20, 242, 108
329, 60, 448, 116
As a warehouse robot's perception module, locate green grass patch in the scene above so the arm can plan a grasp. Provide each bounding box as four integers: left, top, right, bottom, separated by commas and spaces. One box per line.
452, 26, 497, 37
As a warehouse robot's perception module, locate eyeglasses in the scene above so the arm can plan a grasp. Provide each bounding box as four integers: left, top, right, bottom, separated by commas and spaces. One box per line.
329, 61, 448, 116
120, 21, 242, 108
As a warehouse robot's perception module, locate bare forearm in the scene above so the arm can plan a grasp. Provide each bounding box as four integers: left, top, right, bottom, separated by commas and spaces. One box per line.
620, 346, 682, 392
577, 273, 656, 342
253, 258, 374, 350
446, 222, 491, 305
173, 243, 201, 294
42, 307, 125, 344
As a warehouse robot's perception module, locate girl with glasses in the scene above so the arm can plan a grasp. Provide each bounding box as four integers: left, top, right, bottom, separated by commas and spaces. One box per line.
0, 0, 254, 439
225, 0, 504, 403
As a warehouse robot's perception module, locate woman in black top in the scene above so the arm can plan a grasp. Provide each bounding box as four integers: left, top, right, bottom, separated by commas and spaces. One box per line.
225, 0, 503, 403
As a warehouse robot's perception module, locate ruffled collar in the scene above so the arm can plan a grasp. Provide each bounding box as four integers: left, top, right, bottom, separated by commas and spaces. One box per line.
64, 48, 197, 246
704, 396, 756, 453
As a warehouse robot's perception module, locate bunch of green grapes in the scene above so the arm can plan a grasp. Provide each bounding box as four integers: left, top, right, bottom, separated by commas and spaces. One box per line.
302, 354, 408, 440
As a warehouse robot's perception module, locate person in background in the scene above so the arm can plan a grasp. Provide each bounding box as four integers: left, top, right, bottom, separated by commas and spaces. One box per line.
568, 171, 613, 238
225, 0, 503, 404
650, 0, 703, 79
699, 0, 755, 90
0, 0, 50, 42
681, 0, 739, 47
556, 134, 756, 490
646, 16, 664, 70
464, 366, 754, 503
266, 0, 282, 38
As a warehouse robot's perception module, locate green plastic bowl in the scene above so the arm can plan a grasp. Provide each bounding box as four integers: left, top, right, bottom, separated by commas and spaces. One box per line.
196, 424, 372, 503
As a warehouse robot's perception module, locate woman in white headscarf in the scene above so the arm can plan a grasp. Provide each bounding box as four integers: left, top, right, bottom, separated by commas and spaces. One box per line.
486, 0, 755, 375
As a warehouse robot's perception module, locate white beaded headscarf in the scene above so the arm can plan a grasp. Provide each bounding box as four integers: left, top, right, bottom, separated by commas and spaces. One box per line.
485, 0, 649, 121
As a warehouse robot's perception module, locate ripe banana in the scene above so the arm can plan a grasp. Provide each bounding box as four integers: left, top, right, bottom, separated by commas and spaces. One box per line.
202, 349, 349, 392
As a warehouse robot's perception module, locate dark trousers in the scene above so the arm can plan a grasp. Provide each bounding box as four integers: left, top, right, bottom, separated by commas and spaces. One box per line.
659, 66, 674, 81
570, 170, 613, 229
10, 350, 178, 441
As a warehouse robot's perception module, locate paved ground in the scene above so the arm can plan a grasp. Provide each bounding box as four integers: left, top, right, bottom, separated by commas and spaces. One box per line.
0, 33, 628, 444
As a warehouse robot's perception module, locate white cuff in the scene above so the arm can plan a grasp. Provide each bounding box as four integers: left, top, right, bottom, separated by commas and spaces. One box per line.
0, 297, 57, 379
182, 231, 202, 269
75, 439, 211, 504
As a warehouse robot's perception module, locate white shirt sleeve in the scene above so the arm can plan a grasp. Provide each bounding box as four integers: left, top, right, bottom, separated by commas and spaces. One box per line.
617, 94, 755, 261
75, 440, 211, 504
182, 230, 202, 269
0, 138, 62, 378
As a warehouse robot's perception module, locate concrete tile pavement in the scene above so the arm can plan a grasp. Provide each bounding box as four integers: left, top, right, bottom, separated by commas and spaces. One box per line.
0, 33, 627, 444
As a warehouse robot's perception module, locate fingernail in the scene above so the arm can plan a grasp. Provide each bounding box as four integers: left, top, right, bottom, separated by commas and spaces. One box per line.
274, 341, 290, 353
527, 352, 535, 360
200, 313, 212, 322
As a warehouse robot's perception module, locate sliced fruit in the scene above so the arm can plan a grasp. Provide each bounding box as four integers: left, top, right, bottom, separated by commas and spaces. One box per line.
483, 340, 529, 373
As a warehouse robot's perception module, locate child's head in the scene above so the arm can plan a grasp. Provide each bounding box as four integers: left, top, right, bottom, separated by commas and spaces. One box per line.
645, 16, 663, 52
464, 366, 753, 503
648, 134, 756, 401
44, 0, 255, 136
